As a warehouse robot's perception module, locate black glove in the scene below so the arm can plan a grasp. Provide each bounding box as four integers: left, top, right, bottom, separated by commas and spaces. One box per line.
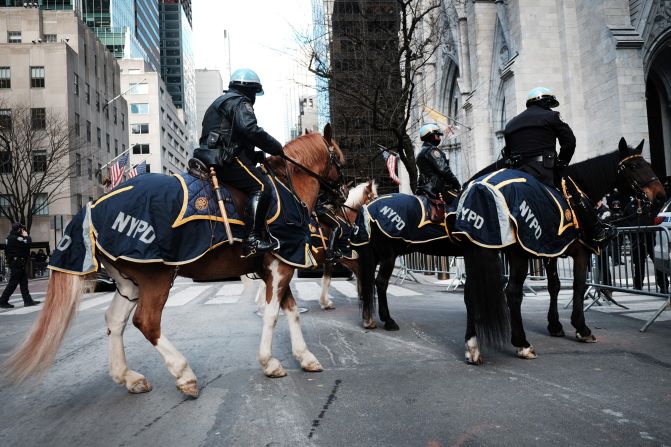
253, 151, 267, 164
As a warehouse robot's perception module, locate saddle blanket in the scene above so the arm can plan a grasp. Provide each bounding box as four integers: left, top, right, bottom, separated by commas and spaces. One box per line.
351, 193, 450, 246
49, 172, 316, 274
453, 169, 578, 256
310, 214, 357, 260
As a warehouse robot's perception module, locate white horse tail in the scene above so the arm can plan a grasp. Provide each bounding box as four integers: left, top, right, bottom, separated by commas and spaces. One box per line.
3, 271, 84, 383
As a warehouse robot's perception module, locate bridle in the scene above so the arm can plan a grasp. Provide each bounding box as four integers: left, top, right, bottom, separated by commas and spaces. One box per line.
616, 154, 658, 206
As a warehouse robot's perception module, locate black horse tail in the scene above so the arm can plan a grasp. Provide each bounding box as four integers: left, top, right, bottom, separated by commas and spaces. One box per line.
357, 239, 377, 324
463, 243, 510, 348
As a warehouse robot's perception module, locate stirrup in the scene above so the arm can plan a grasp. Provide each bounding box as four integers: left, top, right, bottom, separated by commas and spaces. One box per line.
241, 238, 277, 259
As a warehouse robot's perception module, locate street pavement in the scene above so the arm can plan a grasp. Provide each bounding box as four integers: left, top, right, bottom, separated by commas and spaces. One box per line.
0, 273, 669, 446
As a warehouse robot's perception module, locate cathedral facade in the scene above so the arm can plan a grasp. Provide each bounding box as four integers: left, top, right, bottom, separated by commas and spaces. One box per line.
418, 0, 671, 184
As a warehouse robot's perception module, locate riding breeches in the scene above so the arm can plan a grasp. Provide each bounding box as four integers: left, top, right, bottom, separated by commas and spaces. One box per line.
218, 157, 272, 197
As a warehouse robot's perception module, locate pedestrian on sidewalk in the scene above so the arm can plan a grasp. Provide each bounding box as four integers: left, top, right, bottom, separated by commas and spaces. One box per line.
0, 223, 40, 308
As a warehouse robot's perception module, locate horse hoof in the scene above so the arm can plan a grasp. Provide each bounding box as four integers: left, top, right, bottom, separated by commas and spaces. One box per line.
516, 346, 537, 359
465, 355, 483, 366
576, 332, 597, 343
302, 360, 324, 373
177, 379, 199, 398
363, 319, 377, 330
264, 359, 287, 378
384, 320, 400, 331
549, 329, 566, 337
321, 302, 336, 310
127, 377, 152, 394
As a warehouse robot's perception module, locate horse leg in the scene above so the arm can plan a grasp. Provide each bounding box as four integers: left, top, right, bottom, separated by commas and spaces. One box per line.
132, 267, 199, 397
258, 259, 291, 377
103, 262, 151, 394
506, 252, 536, 359
571, 249, 596, 343
376, 256, 399, 331
281, 284, 324, 373
320, 262, 335, 310
463, 291, 482, 365
545, 258, 565, 337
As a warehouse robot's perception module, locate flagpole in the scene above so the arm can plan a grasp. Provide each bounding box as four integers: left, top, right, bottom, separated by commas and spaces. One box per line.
99, 148, 131, 172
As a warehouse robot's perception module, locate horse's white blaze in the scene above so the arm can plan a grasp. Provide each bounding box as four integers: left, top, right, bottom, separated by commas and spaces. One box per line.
155, 335, 197, 386
320, 274, 335, 309
465, 336, 481, 364
258, 259, 282, 371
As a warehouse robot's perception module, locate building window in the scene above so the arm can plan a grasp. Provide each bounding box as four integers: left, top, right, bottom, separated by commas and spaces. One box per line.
84, 44, 87, 66
94, 55, 97, 76
0, 67, 10, 89
131, 123, 149, 134
130, 103, 149, 114
106, 133, 110, 152
0, 151, 12, 174
120, 144, 125, 156
113, 106, 117, 124
32, 150, 47, 172
129, 83, 149, 95
75, 153, 81, 176
30, 67, 45, 88
31, 108, 46, 130
132, 144, 150, 154
96, 127, 101, 147
7, 31, 21, 44
86, 121, 91, 142
0, 109, 11, 129
87, 158, 93, 180
33, 193, 49, 216
121, 113, 125, 130
95, 92, 100, 112
74, 113, 80, 136
97, 163, 102, 183
44, 34, 57, 43
76, 193, 83, 209
85, 83, 90, 104
114, 138, 118, 155
73, 73, 79, 95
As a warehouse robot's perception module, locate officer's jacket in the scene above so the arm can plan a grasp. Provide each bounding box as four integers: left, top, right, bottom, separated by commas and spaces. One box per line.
504, 104, 576, 164
5, 232, 31, 260
199, 88, 283, 160
416, 141, 461, 197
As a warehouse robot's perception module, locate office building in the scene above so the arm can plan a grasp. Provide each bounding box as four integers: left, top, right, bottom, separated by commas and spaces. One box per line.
195, 68, 223, 138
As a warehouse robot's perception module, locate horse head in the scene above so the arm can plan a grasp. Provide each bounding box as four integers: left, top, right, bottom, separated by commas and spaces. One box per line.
617, 137, 666, 205
344, 179, 378, 210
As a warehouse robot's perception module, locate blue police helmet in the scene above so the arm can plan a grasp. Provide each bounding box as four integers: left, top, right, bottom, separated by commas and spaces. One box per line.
526, 86, 559, 108
419, 123, 443, 141
229, 68, 264, 96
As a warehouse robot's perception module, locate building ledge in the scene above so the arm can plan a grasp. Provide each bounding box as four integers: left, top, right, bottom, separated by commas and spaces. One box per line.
609, 26, 644, 49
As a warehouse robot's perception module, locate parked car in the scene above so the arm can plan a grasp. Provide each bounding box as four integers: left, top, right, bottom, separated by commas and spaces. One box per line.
94, 265, 116, 292
653, 198, 671, 276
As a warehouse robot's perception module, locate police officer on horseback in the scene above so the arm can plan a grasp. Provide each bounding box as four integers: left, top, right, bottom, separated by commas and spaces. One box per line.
504, 87, 609, 247
199, 68, 283, 258
415, 123, 461, 204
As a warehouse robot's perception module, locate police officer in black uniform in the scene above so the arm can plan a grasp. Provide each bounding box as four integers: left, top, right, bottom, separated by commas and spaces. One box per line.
199, 68, 284, 258
415, 123, 461, 203
0, 223, 40, 308
504, 87, 609, 247
314, 190, 344, 263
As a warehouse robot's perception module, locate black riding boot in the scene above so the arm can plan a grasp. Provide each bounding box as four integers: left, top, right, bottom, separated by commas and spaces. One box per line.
568, 188, 614, 248
242, 191, 277, 258
325, 226, 343, 264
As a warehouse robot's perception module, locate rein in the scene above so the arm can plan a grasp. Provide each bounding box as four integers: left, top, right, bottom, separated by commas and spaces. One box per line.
617, 154, 657, 206
280, 137, 344, 198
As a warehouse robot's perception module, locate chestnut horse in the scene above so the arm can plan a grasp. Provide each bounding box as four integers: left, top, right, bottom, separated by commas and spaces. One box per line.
3, 124, 344, 397
461, 138, 666, 364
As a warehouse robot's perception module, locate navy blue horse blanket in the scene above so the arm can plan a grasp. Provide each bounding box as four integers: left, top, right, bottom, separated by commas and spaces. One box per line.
49, 172, 316, 274
453, 169, 580, 256
351, 193, 450, 246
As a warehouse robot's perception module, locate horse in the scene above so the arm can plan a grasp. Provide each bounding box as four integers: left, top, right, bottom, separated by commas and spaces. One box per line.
460, 137, 666, 365
2, 124, 345, 396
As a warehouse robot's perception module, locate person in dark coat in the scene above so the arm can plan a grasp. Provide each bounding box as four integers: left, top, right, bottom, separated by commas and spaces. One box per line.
0, 223, 40, 308
198, 68, 284, 258
415, 123, 461, 204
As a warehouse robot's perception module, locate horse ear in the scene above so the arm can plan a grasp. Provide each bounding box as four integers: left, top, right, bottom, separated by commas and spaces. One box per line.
618, 137, 629, 156
323, 123, 332, 141
634, 139, 645, 154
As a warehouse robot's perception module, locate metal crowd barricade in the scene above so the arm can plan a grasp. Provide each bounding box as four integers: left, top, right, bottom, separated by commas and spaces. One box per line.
396, 253, 465, 289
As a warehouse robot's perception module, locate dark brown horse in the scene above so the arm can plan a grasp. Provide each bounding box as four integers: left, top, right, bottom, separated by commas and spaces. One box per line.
3, 125, 344, 397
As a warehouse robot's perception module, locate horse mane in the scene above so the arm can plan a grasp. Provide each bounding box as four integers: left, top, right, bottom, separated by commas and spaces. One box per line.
345, 180, 378, 209
564, 150, 620, 200
266, 132, 344, 181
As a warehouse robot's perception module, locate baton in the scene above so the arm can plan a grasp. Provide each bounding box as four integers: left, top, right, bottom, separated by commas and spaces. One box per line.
210, 167, 234, 245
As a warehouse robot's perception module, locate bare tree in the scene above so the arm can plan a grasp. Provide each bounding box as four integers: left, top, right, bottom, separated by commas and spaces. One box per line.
304, 0, 443, 191
0, 102, 87, 231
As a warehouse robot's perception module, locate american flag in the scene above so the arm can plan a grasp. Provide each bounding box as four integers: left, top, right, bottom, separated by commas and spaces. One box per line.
109, 152, 129, 189
382, 150, 401, 185
127, 160, 147, 179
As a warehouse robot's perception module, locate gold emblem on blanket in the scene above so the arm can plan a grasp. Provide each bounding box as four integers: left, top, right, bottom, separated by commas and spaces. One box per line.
309, 223, 317, 233
195, 196, 209, 211
564, 209, 572, 221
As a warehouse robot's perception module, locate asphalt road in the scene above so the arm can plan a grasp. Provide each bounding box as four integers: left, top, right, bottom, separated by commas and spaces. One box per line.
0, 275, 669, 446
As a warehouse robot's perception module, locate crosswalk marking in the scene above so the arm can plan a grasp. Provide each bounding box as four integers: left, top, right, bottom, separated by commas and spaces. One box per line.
386, 284, 421, 296
330, 281, 357, 297
78, 293, 114, 310
205, 296, 240, 305
293, 282, 325, 301
165, 286, 210, 307
216, 284, 244, 296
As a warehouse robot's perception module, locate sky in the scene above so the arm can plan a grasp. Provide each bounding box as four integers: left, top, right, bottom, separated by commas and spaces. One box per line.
192, 0, 316, 142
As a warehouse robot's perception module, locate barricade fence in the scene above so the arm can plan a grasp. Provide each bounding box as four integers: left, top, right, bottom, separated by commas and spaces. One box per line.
398, 226, 670, 331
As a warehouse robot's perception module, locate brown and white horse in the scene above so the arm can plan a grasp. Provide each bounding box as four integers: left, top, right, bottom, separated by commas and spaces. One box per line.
3, 124, 345, 397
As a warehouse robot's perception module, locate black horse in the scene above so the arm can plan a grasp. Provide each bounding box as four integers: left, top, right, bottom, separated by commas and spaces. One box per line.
460, 138, 666, 364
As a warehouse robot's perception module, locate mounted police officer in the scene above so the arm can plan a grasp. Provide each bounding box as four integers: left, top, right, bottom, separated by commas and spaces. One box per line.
198, 68, 284, 258
415, 123, 461, 204
314, 190, 343, 263
504, 86, 609, 247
